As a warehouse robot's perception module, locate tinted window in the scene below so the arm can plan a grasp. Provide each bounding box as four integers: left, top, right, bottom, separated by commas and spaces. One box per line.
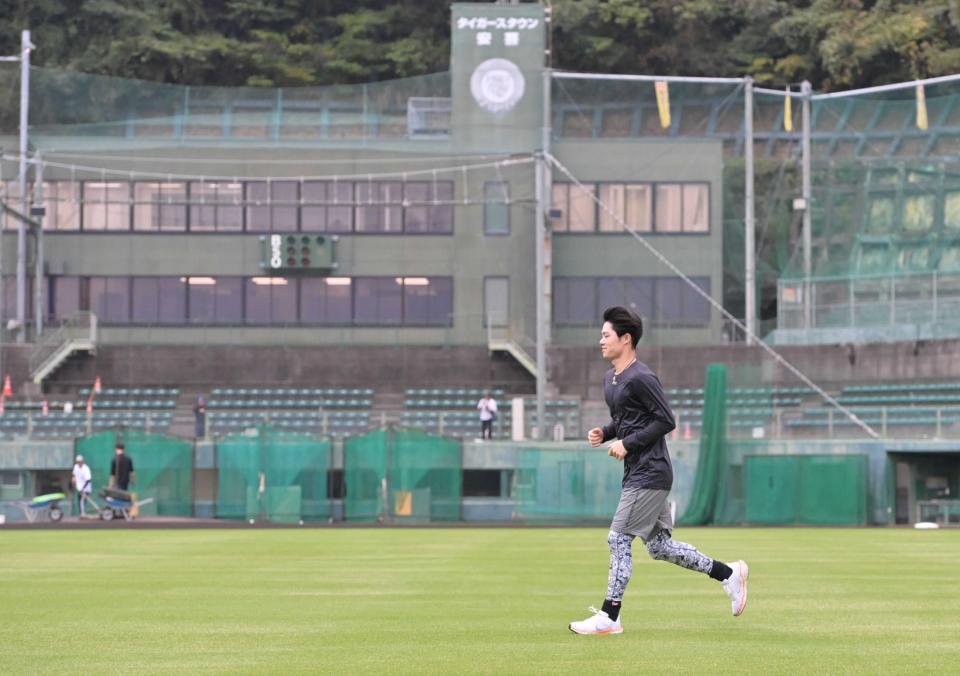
354, 277, 402, 325
402, 277, 452, 326
300, 278, 353, 324
89, 277, 130, 323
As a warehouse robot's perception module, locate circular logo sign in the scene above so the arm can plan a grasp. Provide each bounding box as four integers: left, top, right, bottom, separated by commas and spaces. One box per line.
470, 58, 526, 114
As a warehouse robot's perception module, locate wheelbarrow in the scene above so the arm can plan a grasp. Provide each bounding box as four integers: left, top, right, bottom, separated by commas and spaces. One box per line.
98, 488, 154, 521
19, 492, 67, 522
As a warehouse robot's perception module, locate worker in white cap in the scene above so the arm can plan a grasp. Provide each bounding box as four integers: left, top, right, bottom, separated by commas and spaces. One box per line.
71, 455, 92, 517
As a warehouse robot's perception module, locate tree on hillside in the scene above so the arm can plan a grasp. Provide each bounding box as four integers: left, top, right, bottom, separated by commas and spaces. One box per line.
1, 0, 959, 89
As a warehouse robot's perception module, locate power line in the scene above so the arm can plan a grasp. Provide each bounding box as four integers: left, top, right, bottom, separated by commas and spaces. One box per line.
34, 151, 515, 166
1, 153, 535, 182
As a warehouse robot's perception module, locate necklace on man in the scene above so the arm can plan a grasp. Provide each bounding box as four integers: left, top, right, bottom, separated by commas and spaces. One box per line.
612, 358, 636, 385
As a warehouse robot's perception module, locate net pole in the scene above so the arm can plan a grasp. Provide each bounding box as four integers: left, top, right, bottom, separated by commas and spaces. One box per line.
17, 29, 31, 344
34, 152, 43, 336
534, 66, 551, 440
0, 148, 5, 356
535, 155, 546, 439
744, 77, 756, 344
801, 80, 813, 329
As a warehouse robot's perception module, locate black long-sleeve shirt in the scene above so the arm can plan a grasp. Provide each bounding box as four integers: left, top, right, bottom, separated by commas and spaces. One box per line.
601, 360, 676, 490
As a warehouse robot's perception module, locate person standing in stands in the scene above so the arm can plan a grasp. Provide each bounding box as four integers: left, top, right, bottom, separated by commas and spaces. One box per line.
71, 454, 92, 516
477, 391, 498, 440
194, 396, 207, 438
109, 442, 135, 492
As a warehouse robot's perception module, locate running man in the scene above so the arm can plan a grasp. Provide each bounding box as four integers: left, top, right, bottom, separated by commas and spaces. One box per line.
569, 306, 748, 635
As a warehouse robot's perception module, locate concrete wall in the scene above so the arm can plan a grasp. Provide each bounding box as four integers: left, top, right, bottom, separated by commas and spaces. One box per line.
0, 439, 74, 470
550, 338, 960, 400
5, 344, 534, 393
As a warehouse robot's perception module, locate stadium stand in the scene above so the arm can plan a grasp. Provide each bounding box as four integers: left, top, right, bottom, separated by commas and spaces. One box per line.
400, 387, 583, 439
0, 388, 178, 439
665, 380, 960, 438
524, 397, 582, 439
399, 388, 582, 439
5, 378, 958, 442
783, 381, 960, 436
402, 388, 511, 438
668, 385, 808, 435
207, 387, 373, 437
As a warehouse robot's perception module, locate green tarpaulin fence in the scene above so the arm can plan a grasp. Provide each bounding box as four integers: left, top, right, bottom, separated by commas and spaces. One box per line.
215, 425, 330, 523
744, 454, 868, 525
678, 363, 728, 526
344, 428, 461, 523
76, 428, 192, 516
513, 446, 622, 522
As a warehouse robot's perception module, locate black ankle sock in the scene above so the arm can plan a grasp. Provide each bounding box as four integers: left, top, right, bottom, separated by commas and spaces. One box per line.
601, 599, 621, 621
709, 560, 733, 582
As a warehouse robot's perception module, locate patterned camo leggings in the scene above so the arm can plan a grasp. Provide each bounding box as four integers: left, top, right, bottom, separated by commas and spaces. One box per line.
606, 528, 714, 602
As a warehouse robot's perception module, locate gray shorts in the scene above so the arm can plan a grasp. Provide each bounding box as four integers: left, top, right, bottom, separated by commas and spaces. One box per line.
610, 488, 673, 542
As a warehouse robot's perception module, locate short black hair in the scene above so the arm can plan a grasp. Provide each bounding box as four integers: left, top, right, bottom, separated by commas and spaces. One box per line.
115, 441, 125, 452
602, 306, 643, 349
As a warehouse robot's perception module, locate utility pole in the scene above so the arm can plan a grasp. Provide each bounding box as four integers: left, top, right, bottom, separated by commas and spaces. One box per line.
534, 5, 553, 439
17, 30, 33, 343
801, 81, 813, 329
0, 152, 4, 382
34, 153, 44, 336
744, 77, 756, 344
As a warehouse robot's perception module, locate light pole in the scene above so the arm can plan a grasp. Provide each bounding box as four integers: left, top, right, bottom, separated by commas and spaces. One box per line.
0, 30, 34, 343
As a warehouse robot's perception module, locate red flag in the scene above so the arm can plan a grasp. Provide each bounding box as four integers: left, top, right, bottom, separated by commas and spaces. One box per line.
93, 376, 102, 394
41, 399, 49, 417
2, 375, 12, 398
86, 396, 94, 414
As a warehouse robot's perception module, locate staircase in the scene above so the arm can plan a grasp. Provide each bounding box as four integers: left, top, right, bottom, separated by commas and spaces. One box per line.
29, 312, 98, 385
487, 326, 538, 378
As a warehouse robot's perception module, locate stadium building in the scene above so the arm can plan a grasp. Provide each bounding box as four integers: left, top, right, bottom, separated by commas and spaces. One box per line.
0, 2, 958, 527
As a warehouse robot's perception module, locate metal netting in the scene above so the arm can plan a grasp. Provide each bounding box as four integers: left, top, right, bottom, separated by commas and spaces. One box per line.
343, 427, 462, 523
18, 68, 451, 148
758, 82, 960, 340
512, 444, 622, 522
215, 425, 330, 523
76, 428, 192, 516
551, 74, 960, 338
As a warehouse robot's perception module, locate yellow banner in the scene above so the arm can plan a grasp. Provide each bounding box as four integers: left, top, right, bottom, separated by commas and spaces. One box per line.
394, 490, 412, 516
655, 81, 671, 129
916, 83, 928, 131
784, 87, 793, 132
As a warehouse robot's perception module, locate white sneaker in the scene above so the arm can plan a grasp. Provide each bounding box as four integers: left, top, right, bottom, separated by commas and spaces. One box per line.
721, 560, 749, 616
568, 606, 623, 635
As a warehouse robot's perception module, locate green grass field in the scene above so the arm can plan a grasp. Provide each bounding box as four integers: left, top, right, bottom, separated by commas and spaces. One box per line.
1, 527, 958, 674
